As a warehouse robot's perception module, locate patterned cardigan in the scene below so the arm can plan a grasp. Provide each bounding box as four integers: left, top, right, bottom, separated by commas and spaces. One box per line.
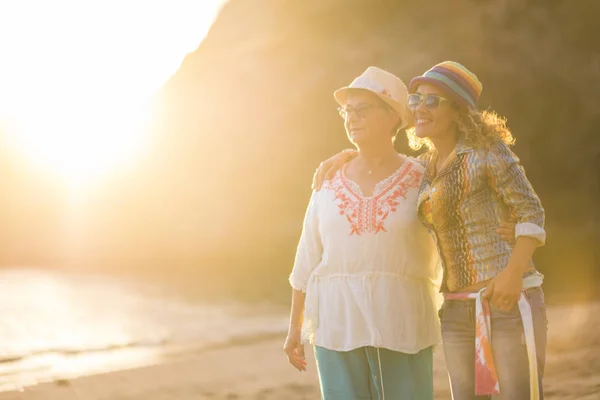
416, 138, 545, 292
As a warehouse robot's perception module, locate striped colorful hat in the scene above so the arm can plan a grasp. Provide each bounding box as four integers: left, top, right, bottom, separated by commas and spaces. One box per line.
408, 61, 483, 109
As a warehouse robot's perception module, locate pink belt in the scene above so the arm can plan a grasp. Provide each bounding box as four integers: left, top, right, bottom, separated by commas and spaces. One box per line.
443, 289, 540, 399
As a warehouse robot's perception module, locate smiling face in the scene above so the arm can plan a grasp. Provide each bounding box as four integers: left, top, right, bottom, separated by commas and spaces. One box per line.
411, 83, 460, 141
341, 90, 400, 147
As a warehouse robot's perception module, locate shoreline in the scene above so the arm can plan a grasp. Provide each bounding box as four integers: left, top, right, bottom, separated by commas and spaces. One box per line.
1, 303, 599, 399
0, 331, 289, 394
0, 336, 321, 400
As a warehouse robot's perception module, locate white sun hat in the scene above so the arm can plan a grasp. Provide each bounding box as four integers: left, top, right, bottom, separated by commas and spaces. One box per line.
334, 66, 413, 129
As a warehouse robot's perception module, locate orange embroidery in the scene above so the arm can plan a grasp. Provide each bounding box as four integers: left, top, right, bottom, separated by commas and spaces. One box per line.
326, 162, 422, 235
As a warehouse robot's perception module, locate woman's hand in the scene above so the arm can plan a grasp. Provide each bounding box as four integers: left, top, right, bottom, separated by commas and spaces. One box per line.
496, 221, 516, 244
484, 236, 537, 311
312, 149, 356, 190
283, 327, 306, 371
483, 266, 523, 311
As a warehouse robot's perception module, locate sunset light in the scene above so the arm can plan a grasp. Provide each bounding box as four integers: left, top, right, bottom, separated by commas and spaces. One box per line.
0, 1, 224, 190
0, 1, 596, 398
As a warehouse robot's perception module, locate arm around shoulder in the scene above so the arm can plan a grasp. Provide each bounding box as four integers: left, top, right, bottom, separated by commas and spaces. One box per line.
312, 148, 357, 190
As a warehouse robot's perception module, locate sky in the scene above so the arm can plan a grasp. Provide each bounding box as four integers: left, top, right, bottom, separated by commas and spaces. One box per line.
0, 0, 224, 188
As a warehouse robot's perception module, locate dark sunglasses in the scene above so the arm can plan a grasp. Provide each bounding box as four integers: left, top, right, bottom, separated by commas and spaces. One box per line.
407, 94, 451, 110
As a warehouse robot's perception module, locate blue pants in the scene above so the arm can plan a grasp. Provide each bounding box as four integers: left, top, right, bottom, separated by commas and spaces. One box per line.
314, 345, 433, 400
441, 287, 548, 399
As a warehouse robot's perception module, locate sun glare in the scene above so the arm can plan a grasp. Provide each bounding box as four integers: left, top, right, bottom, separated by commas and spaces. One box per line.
0, 0, 224, 191
5, 102, 151, 190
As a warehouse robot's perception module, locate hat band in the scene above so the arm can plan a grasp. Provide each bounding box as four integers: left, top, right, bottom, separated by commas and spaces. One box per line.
422, 71, 476, 108
429, 66, 480, 101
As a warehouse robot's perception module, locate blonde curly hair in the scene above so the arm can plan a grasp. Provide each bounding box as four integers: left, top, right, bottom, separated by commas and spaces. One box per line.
405, 108, 515, 152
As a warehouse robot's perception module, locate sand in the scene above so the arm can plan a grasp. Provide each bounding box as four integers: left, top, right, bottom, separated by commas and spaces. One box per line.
1, 303, 599, 399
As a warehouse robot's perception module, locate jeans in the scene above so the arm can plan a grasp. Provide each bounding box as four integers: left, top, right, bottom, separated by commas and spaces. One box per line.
440, 287, 548, 399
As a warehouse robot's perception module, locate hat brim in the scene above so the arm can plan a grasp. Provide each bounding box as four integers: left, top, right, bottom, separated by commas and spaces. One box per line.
333, 87, 413, 129
408, 77, 473, 110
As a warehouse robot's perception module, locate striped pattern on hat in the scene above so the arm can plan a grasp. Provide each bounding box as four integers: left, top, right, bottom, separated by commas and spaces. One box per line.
409, 61, 483, 109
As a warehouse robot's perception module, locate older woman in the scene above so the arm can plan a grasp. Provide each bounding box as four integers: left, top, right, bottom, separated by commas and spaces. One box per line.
312, 62, 546, 400
284, 66, 442, 399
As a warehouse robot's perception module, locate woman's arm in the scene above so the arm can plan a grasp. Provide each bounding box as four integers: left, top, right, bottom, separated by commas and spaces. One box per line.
284, 191, 322, 371
486, 140, 546, 245
284, 289, 307, 371
484, 141, 545, 310
288, 191, 323, 291
312, 149, 431, 190
484, 235, 538, 309
288, 289, 306, 331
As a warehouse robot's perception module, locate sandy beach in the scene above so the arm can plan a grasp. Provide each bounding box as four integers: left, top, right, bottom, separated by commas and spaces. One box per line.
0, 303, 598, 400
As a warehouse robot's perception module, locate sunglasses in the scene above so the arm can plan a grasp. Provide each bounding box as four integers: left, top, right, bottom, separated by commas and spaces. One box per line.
338, 104, 386, 119
407, 94, 451, 110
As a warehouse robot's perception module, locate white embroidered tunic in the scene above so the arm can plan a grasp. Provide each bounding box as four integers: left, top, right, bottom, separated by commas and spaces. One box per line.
289, 159, 443, 353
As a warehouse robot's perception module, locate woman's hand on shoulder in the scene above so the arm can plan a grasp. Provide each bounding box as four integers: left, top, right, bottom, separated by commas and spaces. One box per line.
312, 149, 357, 191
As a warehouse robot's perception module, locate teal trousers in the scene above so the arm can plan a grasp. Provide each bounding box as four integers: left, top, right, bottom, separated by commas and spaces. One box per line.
314, 345, 433, 400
